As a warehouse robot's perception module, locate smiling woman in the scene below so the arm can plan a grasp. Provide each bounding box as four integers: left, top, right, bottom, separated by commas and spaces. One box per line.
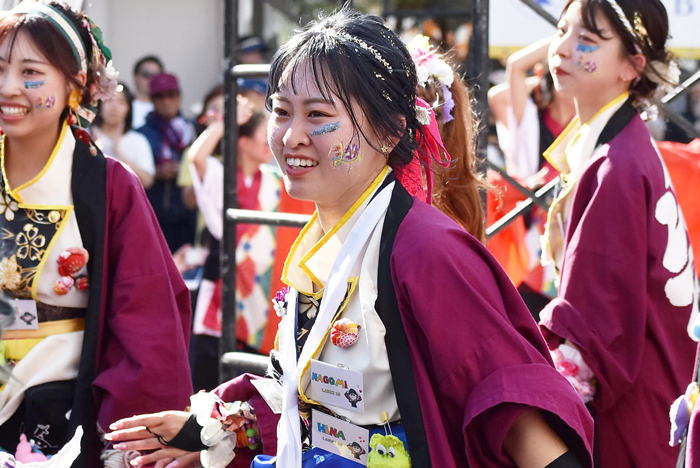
0, 3, 193, 468
106, 7, 595, 468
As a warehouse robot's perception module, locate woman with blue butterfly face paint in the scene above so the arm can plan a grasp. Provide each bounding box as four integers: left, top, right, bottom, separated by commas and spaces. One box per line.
540, 0, 697, 466
106, 8, 595, 468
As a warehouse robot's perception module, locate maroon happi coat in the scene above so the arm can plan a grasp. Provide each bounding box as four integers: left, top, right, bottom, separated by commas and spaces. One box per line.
539, 112, 696, 467
215, 181, 594, 467
69, 139, 193, 467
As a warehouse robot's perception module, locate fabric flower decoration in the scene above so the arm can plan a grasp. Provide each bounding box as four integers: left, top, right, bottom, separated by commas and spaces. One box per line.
272, 286, 289, 317
93, 63, 119, 102
551, 343, 597, 403
670, 382, 700, 446
0, 255, 21, 290
405, 34, 456, 124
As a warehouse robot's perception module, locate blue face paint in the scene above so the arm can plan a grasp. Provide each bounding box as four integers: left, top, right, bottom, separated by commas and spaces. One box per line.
24, 80, 45, 89
311, 121, 340, 136
576, 44, 600, 53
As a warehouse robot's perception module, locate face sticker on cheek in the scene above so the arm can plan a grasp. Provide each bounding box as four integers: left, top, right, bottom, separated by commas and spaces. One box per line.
574, 44, 600, 74
311, 121, 340, 136
24, 80, 45, 89
329, 142, 362, 168
35, 95, 56, 111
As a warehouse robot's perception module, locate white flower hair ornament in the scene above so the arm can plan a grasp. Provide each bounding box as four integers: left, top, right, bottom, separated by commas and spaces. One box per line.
649, 59, 681, 99
406, 35, 456, 124
639, 59, 680, 121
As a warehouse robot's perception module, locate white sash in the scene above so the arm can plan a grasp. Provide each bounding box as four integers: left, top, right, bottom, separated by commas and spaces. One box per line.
276, 181, 395, 467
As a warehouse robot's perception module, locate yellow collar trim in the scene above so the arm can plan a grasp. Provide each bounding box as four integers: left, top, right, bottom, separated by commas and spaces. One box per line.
282, 165, 389, 295
1, 122, 68, 202
543, 92, 629, 174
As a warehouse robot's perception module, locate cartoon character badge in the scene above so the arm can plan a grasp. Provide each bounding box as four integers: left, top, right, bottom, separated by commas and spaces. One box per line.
345, 388, 363, 408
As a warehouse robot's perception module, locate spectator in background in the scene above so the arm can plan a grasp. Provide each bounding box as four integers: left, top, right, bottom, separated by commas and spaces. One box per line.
488, 39, 575, 321
139, 73, 196, 252
237, 36, 269, 113
237, 36, 268, 64
131, 55, 163, 129
92, 83, 155, 189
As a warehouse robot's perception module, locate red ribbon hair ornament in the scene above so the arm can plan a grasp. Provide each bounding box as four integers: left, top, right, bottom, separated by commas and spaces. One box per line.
393, 97, 452, 203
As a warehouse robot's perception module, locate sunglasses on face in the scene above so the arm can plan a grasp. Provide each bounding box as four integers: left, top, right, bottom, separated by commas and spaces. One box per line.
152, 90, 180, 100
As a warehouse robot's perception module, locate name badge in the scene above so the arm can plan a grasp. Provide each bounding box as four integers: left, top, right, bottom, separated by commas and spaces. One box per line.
309, 360, 364, 413
6, 299, 39, 330
311, 409, 369, 465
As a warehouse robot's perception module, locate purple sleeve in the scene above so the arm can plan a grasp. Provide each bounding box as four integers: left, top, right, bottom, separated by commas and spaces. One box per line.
213, 374, 281, 467
392, 202, 594, 466
539, 155, 648, 412
94, 160, 193, 430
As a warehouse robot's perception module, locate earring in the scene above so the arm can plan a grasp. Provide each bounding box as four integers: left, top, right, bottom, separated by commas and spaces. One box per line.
68, 89, 82, 110
380, 143, 391, 154
67, 89, 98, 156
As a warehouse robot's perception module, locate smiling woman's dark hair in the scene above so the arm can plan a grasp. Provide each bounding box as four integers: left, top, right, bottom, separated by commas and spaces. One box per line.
562, 0, 672, 106
266, 8, 424, 168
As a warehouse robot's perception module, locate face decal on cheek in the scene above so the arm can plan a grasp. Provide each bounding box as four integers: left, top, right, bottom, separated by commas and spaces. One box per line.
311, 121, 340, 136
35, 95, 56, 111
330, 142, 362, 167
576, 44, 600, 53
583, 61, 597, 73
24, 80, 45, 89
574, 44, 600, 75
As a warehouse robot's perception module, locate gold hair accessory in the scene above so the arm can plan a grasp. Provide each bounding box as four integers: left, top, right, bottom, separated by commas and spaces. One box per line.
633, 12, 652, 48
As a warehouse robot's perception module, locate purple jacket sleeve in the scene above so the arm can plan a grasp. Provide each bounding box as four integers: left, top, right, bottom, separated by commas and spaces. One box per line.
539, 153, 648, 412
94, 159, 193, 430
392, 201, 594, 467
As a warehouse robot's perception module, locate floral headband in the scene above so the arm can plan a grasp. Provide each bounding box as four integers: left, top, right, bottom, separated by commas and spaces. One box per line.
406, 35, 456, 124
10, 2, 118, 123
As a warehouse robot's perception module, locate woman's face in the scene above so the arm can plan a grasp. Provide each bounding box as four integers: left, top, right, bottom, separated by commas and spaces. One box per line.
240, 121, 272, 166
549, 2, 638, 107
203, 94, 223, 126
268, 62, 387, 209
0, 30, 71, 139
100, 91, 129, 127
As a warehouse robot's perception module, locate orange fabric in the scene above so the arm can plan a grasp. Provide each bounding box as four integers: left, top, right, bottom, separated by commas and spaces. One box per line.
486, 170, 530, 287
657, 139, 700, 276
260, 187, 315, 354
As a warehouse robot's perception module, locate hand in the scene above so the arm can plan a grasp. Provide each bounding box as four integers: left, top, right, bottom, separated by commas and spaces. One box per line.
145, 451, 201, 468
172, 244, 192, 274
106, 411, 190, 449
237, 94, 253, 126
155, 161, 180, 180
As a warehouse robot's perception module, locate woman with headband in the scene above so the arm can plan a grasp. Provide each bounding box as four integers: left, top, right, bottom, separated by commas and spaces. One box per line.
539, 0, 696, 465
0, 2, 193, 467
106, 8, 593, 468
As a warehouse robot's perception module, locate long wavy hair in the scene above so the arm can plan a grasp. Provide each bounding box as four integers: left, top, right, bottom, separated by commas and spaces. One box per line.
417, 70, 488, 243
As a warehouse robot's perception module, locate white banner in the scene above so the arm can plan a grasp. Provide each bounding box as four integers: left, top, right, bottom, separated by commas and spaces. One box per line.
490, 0, 700, 58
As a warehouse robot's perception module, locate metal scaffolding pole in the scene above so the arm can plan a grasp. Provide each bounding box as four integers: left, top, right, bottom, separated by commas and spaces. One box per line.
468, 0, 491, 190
221, 0, 239, 383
